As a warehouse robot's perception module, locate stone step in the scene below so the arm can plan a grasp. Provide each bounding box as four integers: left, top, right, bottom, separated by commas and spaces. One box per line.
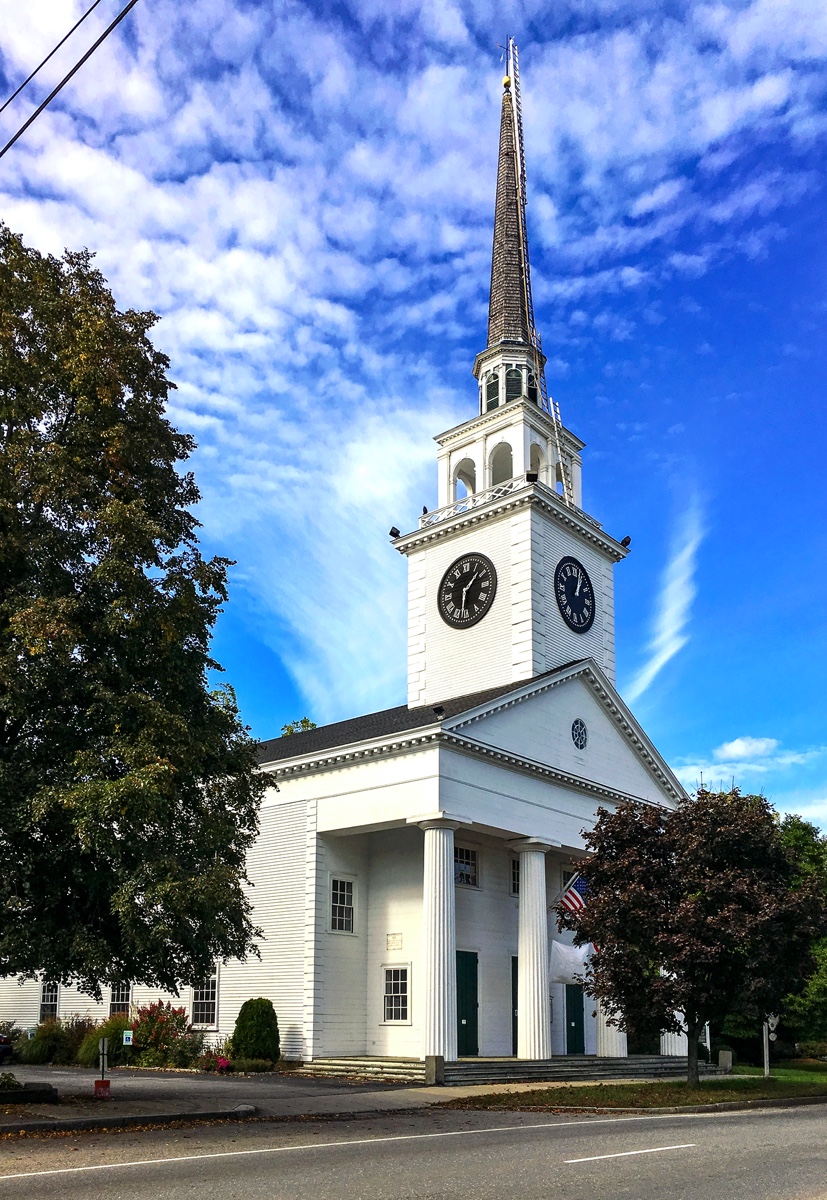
299, 1055, 722, 1086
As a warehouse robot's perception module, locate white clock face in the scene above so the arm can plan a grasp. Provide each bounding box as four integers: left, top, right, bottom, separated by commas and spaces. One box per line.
437, 553, 498, 628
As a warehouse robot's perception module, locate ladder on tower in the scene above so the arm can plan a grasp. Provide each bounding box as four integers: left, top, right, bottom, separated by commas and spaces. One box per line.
508, 38, 574, 508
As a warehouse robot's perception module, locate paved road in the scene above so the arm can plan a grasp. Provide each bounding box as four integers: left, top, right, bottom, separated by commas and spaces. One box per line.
2, 1104, 826, 1199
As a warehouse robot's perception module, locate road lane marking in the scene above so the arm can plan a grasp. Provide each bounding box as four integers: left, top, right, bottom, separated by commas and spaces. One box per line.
565, 1143, 695, 1163
0, 1114, 706, 1183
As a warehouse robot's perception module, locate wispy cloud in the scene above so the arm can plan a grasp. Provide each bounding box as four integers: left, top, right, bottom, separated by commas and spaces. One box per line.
625, 496, 705, 704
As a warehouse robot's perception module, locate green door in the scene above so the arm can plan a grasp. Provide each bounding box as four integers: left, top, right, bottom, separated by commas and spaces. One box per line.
456, 951, 479, 1056
566, 983, 585, 1055
511, 956, 518, 1056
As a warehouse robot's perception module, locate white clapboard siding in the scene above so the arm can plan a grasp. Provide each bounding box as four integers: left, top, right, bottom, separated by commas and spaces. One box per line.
216, 795, 308, 1059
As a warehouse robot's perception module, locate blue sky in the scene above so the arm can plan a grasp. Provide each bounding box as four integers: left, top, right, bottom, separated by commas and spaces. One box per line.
1, 0, 825, 824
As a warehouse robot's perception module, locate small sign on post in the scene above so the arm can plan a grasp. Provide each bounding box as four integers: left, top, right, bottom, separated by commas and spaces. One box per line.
95, 1037, 111, 1099
123, 1030, 133, 1047
762, 1016, 779, 1078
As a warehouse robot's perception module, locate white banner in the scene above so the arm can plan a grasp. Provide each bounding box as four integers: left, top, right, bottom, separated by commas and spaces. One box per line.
550, 939, 593, 984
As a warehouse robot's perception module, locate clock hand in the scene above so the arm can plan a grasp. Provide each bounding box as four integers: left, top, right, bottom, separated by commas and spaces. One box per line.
460, 571, 480, 611
575, 573, 582, 597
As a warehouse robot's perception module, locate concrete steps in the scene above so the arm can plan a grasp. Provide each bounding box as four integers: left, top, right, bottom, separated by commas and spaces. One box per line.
300, 1055, 722, 1086
443, 1055, 719, 1086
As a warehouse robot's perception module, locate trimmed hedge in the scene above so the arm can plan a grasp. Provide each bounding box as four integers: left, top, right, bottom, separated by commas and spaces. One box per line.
230, 998, 280, 1062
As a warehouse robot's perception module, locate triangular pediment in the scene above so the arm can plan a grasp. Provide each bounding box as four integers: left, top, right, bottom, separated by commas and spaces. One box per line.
444, 659, 684, 807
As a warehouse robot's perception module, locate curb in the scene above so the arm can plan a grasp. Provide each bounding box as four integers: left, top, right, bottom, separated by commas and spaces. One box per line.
460, 1094, 827, 1116
0, 1104, 257, 1135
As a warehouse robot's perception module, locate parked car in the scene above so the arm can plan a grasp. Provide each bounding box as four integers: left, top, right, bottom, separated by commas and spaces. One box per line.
0, 1034, 13, 1064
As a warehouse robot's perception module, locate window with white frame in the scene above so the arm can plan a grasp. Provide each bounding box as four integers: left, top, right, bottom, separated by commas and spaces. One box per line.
511, 857, 520, 896
454, 845, 478, 887
562, 868, 576, 890
110, 983, 131, 1016
192, 972, 217, 1026
383, 967, 409, 1022
40, 981, 59, 1022
330, 877, 354, 932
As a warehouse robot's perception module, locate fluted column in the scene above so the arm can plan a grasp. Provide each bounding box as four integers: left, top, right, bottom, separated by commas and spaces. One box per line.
596, 1001, 628, 1057
512, 839, 553, 1060
660, 1023, 688, 1056
420, 820, 459, 1061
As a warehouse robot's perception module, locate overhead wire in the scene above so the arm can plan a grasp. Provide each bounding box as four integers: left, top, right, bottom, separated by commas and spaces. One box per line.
0, 0, 108, 116
0, 0, 143, 163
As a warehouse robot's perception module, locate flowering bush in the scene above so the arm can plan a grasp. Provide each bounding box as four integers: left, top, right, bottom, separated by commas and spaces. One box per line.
132, 1002, 195, 1066
196, 1047, 233, 1073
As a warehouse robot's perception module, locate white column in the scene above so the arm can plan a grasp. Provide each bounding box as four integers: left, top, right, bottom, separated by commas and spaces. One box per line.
420, 820, 459, 1062
512, 839, 553, 1060
661, 1024, 688, 1056
596, 1001, 628, 1057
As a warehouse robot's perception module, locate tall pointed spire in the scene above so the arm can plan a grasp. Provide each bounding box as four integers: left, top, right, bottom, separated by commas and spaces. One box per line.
487, 75, 530, 347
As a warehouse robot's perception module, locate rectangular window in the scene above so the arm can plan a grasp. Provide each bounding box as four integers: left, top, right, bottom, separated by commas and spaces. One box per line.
40, 981, 59, 1022
562, 869, 576, 890
331, 878, 354, 932
454, 845, 478, 888
110, 983, 131, 1016
511, 858, 520, 896
383, 967, 409, 1022
192, 974, 217, 1026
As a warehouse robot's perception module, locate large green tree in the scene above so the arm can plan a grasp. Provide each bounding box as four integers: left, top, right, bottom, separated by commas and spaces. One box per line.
779, 816, 827, 1042
0, 224, 265, 996
558, 789, 825, 1083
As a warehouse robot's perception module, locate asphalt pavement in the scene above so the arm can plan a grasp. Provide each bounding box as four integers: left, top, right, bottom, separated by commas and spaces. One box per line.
6, 1064, 689, 1126
2, 1103, 826, 1200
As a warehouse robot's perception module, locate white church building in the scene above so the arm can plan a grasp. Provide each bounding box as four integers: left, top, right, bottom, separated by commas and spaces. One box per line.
0, 56, 690, 1072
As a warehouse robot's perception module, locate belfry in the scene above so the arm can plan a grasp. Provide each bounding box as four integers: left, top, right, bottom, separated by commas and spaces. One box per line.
0, 44, 692, 1078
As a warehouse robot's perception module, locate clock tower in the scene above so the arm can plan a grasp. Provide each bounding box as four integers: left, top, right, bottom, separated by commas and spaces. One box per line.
394, 62, 629, 709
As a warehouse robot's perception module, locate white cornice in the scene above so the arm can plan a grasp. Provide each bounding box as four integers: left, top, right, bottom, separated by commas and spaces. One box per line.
434, 397, 586, 454
445, 660, 686, 803
260, 723, 661, 808
441, 731, 665, 807
394, 481, 627, 561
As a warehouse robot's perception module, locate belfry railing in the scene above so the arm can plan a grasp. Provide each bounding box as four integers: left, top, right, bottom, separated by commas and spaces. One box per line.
418, 476, 601, 531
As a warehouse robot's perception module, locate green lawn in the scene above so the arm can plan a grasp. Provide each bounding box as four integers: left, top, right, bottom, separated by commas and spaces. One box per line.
734, 1060, 827, 1085
443, 1069, 827, 1111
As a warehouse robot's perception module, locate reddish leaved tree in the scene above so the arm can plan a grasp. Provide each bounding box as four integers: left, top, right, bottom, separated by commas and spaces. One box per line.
558, 789, 825, 1084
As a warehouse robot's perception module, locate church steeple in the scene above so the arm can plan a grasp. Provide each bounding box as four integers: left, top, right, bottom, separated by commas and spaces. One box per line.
487, 76, 531, 348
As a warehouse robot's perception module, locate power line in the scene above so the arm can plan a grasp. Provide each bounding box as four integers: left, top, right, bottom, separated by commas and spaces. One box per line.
0, 0, 143, 163
0, 0, 108, 117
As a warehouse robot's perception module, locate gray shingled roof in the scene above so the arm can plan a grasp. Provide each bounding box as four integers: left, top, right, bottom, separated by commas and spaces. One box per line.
487, 86, 530, 348
257, 664, 584, 766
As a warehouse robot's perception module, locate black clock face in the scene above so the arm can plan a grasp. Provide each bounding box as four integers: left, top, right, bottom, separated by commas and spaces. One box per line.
437, 553, 497, 628
554, 556, 596, 633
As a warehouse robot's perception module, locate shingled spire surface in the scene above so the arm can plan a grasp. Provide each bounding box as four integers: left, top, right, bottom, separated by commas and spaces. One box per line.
487, 84, 530, 348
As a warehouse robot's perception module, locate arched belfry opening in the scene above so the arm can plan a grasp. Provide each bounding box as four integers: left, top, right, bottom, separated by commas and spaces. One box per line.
505, 367, 522, 403
453, 458, 476, 500
529, 441, 546, 482
490, 441, 513, 488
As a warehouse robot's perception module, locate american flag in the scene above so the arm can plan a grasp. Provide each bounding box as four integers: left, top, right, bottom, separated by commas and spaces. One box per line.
560, 872, 589, 914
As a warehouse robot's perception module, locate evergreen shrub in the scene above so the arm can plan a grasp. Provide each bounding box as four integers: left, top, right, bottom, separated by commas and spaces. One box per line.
230, 998, 280, 1063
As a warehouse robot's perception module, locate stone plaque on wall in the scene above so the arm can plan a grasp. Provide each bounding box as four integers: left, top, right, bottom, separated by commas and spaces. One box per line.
386, 933, 403, 950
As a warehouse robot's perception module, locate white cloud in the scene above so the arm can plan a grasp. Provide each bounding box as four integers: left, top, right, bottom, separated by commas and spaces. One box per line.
714, 735, 780, 761
625, 495, 705, 704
